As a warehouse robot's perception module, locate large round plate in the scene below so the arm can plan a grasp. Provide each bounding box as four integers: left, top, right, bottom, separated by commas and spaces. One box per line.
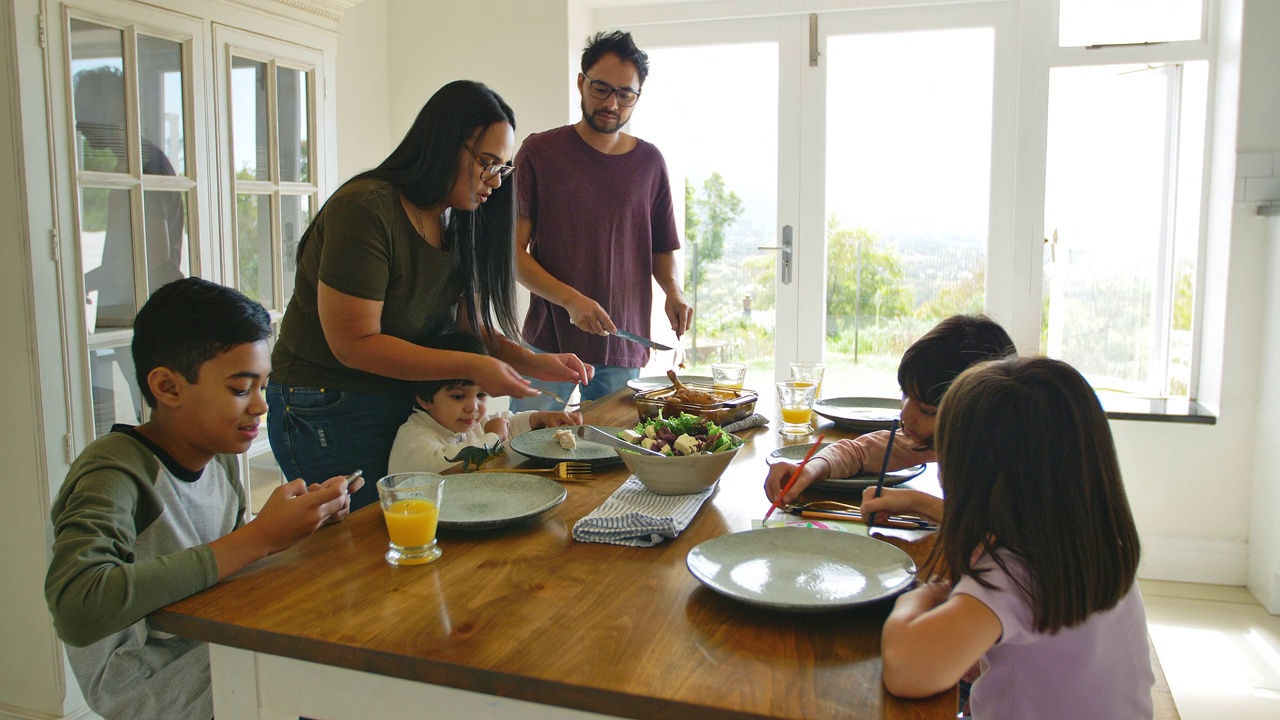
765, 442, 927, 491
812, 397, 900, 432
686, 527, 916, 611
508, 426, 629, 465
627, 375, 713, 393
438, 472, 567, 530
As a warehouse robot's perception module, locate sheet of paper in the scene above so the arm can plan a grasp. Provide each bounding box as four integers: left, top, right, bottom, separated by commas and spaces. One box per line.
754, 517, 870, 535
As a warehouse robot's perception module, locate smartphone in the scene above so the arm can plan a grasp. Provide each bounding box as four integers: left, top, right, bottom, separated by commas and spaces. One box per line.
342, 469, 363, 490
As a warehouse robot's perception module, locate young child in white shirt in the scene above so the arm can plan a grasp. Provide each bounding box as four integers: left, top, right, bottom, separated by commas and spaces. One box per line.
388, 331, 582, 474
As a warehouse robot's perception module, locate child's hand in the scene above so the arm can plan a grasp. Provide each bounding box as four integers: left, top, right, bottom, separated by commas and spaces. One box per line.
860, 487, 944, 524
484, 416, 512, 440
210, 479, 347, 580
253, 479, 348, 553
310, 473, 365, 524
763, 457, 830, 505
531, 410, 584, 429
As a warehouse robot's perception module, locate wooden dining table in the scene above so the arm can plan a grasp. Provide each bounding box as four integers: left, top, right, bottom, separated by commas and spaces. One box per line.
150, 384, 1177, 720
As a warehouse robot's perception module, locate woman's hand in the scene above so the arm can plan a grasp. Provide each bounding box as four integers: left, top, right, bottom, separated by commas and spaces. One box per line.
532, 410, 584, 429
763, 457, 831, 505
513, 351, 594, 387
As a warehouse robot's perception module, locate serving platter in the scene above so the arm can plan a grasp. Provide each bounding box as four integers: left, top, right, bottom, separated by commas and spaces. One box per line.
812, 397, 900, 432
509, 426, 629, 465
626, 375, 713, 393
686, 527, 916, 611
438, 472, 567, 530
765, 442, 928, 491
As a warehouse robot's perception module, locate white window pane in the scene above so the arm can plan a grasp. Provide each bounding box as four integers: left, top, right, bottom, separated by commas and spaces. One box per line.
1043, 64, 1177, 394
280, 193, 313, 303
137, 34, 186, 176
1059, 0, 1203, 47
142, 189, 189, 294
80, 187, 137, 331
824, 28, 994, 398
232, 57, 269, 180
277, 67, 310, 183
630, 43, 780, 381
90, 347, 143, 437
70, 20, 127, 174
237, 193, 275, 309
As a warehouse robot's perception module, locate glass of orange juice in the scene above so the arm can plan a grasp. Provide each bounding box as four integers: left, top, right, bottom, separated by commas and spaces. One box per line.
776, 380, 818, 436
711, 362, 748, 389
377, 472, 445, 566
788, 362, 826, 399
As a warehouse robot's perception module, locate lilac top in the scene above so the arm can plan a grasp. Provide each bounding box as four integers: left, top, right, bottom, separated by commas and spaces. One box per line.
955, 550, 1154, 719
516, 126, 681, 367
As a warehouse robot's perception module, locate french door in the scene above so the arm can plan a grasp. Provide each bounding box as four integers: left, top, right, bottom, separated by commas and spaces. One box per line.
626, 3, 1015, 399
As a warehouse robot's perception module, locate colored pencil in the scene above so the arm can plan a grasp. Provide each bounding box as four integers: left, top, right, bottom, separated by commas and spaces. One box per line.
864, 419, 900, 531
763, 434, 825, 524
784, 507, 935, 530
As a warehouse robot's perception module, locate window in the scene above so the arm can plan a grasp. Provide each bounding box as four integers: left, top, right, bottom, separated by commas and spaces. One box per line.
1041, 0, 1210, 398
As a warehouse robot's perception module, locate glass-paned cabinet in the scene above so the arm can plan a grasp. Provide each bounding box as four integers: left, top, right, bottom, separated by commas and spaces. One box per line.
220, 28, 321, 316
55, 4, 329, 509
216, 26, 326, 503
66, 11, 203, 436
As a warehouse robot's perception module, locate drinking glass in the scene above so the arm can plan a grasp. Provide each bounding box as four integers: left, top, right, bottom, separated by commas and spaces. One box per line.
789, 362, 826, 399
776, 381, 818, 436
711, 362, 747, 389
377, 472, 445, 566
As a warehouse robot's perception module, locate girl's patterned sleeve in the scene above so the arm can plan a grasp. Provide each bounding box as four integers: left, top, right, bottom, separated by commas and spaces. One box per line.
813, 429, 936, 478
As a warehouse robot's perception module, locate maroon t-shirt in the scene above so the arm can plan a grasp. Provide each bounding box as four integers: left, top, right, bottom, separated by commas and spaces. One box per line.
516, 126, 681, 367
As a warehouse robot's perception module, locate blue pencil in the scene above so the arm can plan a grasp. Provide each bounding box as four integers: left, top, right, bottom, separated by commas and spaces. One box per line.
865, 419, 900, 531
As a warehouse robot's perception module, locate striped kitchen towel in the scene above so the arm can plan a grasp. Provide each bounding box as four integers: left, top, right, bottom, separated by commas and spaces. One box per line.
572, 476, 716, 547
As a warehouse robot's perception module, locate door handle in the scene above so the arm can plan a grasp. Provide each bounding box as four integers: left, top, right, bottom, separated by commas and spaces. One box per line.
756, 225, 793, 284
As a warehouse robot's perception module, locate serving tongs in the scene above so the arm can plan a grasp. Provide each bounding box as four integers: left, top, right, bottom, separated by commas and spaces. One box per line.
576, 425, 665, 456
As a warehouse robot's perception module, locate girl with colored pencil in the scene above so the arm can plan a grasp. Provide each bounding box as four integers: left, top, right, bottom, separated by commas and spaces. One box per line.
878, 356, 1153, 718
763, 314, 1016, 513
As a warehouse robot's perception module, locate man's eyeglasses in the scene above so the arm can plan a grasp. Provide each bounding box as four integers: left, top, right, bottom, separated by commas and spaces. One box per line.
584, 76, 641, 107
464, 145, 514, 180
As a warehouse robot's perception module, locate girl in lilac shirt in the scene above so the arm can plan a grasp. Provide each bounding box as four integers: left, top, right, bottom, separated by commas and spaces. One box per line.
763, 314, 1016, 508
873, 356, 1154, 719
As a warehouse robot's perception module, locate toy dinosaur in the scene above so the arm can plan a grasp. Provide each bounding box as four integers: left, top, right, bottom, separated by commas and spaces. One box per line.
445, 441, 506, 472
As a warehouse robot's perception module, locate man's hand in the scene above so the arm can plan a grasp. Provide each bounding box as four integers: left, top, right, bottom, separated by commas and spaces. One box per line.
565, 294, 615, 336
664, 290, 693, 338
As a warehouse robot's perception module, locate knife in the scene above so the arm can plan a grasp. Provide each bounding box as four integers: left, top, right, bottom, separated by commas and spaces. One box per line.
614, 329, 673, 352
576, 425, 665, 456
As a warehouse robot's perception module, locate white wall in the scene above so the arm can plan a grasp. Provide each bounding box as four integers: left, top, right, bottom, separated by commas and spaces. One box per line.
385, 0, 574, 155
337, 0, 392, 178
1239, 0, 1280, 612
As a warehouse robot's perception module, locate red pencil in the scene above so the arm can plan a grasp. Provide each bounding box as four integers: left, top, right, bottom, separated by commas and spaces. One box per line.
763, 434, 825, 524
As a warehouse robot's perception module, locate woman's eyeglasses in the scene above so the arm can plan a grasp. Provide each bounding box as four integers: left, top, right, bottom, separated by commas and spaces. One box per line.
464, 146, 515, 180
584, 76, 641, 107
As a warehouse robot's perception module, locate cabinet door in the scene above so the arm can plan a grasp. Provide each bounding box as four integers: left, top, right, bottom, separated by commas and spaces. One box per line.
61, 3, 210, 436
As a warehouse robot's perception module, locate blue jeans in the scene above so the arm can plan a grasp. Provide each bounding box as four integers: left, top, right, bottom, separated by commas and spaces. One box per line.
508, 361, 639, 412
266, 382, 414, 511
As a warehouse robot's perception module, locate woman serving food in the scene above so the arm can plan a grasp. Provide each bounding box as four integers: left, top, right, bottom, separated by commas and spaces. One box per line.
267, 80, 591, 510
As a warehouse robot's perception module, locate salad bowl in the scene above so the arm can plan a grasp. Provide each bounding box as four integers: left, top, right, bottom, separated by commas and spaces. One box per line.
613, 414, 743, 495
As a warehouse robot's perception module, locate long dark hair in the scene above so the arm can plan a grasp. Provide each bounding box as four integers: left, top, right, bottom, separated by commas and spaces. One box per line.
298, 80, 520, 340
924, 356, 1141, 634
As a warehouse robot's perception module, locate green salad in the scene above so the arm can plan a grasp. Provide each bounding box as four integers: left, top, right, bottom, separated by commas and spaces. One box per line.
617, 413, 741, 456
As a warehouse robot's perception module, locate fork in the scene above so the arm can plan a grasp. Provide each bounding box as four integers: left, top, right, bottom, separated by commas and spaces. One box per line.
479, 461, 593, 479
536, 387, 594, 410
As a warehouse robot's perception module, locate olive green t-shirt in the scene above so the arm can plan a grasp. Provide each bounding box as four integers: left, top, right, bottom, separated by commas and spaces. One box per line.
272, 177, 463, 394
